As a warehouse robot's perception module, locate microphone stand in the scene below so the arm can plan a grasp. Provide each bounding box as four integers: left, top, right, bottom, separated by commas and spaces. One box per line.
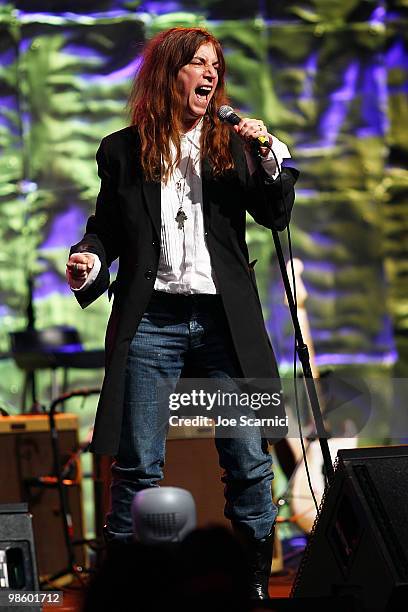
43, 387, 101, 584
255, 150, 335, 486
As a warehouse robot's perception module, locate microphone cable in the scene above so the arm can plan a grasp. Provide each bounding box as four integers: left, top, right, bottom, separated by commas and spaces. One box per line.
257, 141, 321, 518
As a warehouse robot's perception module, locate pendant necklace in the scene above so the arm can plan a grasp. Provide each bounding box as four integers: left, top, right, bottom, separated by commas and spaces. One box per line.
175, 130, 195, 230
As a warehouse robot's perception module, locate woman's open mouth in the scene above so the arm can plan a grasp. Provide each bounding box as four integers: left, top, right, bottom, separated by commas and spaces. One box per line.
194, 85, 213, 105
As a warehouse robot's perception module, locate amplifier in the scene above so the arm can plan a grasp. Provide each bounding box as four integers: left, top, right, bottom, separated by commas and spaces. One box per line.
0, 414, 85, 578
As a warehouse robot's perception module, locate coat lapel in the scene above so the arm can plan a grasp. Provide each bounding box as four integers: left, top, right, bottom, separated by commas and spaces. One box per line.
201, 156, 213, 232
124, 127, 161, 239
142, 180, 161, 240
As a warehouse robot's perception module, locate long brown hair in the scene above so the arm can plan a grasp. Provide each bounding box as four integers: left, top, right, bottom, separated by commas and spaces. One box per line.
128, 27, 234, 182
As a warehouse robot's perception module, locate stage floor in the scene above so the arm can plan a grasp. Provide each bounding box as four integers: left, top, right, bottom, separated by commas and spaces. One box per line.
42, 572, 295, 611
42, 535, 304, 611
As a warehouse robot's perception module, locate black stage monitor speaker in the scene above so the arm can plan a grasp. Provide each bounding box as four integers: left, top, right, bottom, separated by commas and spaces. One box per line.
0, 503, 40, 612
291, 445, 408, 612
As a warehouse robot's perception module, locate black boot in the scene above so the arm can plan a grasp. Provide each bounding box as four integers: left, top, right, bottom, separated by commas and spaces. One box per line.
233, 525, 274, 600
102, 525, 134, 560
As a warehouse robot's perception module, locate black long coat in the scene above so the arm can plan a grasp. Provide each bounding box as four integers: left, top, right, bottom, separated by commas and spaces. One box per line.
70, 126, 298, 454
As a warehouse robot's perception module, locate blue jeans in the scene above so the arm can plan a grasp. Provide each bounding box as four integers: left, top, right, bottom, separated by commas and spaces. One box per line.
105, 291, 277, 541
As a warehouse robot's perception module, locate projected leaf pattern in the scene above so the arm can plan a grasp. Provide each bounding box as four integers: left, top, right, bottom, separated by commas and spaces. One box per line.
0, 0, 407, 416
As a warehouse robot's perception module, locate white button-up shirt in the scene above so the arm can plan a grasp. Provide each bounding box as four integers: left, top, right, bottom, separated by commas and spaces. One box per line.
155, 122, 216, 294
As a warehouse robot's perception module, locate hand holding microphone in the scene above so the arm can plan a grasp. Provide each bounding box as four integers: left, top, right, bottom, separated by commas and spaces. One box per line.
217, 105, 272, 157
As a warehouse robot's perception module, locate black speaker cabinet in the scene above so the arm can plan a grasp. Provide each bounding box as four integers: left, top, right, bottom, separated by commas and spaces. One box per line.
0, 503, 40, 612
292, 445, 408, 611
0, 414, 85, 578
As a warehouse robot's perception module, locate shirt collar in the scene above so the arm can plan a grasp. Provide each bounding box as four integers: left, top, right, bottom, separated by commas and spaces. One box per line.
181, 118, 203, 150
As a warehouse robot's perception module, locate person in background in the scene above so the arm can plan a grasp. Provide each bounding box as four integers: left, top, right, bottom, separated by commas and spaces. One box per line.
66, 26, 298, 600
